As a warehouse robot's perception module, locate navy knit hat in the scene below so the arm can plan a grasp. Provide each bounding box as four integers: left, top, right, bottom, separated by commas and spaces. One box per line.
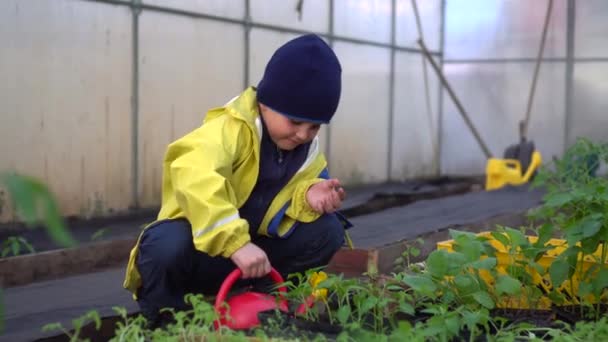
257, 34, 342, 124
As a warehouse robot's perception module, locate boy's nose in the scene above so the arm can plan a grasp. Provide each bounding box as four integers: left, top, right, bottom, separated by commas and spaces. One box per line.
295, 129, 310, 142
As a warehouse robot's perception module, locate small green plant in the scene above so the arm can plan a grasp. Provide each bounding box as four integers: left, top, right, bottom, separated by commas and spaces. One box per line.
393, 238, 424, 273
91, 228, 108, 241
488, 225, 555, 309
42, 309, 101, 342
0, 173, 76, 247
403, 230, 498, 312
531, 138, 608, 317
1, 235, 35, 257
0, 172, 77, 333
110, 294, 252, 341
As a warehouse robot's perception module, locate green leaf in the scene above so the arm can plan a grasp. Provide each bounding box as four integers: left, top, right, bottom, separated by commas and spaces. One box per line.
490, 231, 510, 249
452, 233, 484, 262
504, 227, 528, 248
544, 193, 573, 208
336, 305, 351, 325
1, 173, 76, 248
445, 252, 468, 275
577, 281, 592, 298
10, 241, 18, 256
592, 268, 608, 294
426, 250, 449, 277
495, 275, 522, 295
403, 275, 437, 296
42, 322, 63, 332
470, 257, 497, 270
462, 310, 487, 331
472, 291, 495, 309
454, 275, 473, 290
445, 315, 461, 335
398, 302, 415, 316
410, 247, 421, 257
549, 259, 570, 287
534, 223, 554, 248
91, 228, 107, 241
581, 238, 600, 255
580, 216, 602, 238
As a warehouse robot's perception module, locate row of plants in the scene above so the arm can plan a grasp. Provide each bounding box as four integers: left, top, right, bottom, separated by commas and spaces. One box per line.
7, 138, 608, 340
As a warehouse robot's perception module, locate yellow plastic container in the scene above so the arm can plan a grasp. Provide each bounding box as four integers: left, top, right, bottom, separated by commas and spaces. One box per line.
437, 231, 608, 309
485, 151, 542, 191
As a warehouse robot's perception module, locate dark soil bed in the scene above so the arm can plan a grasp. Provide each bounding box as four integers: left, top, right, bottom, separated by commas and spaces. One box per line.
1, 176, 481, 256
38, 305, 607, 342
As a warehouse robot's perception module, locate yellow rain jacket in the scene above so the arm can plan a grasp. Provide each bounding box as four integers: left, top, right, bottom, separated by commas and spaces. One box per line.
124, 87, 329, 295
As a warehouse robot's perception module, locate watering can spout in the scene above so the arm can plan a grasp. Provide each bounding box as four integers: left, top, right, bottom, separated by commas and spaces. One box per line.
485, 151, 542, 191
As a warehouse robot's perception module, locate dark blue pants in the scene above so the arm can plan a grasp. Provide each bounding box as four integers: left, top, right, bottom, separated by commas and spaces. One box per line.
136, 214, 344, 320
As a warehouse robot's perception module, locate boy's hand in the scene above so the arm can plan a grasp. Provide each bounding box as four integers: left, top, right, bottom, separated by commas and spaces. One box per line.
306, 178, 346, 214
230, 242, 271, 279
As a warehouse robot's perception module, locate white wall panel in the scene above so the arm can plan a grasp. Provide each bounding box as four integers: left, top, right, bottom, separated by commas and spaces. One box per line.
139, 13, 244, 206
0, 0, 132, 221
395, 0, 442, 51
575, 0, 608, 58
330, 42, 391, 184
569, 63, 608, 145
143, 0, 245, 20
445, 0, 567, 59
441, 62, 566, 175
250, 0, 329, 33
334, 0, 391, 44
392, 52, 440, 180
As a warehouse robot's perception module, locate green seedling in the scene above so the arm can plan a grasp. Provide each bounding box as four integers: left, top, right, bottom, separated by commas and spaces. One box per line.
1, 236, 35, 257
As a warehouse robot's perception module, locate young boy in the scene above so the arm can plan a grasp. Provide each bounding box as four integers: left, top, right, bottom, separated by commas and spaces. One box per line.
123, 34, 351, 326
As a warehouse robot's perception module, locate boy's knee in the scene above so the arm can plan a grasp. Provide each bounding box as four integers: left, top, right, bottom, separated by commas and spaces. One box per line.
306, 214, 345, 256
138, 220, 193, 268
324, 215, 345, 253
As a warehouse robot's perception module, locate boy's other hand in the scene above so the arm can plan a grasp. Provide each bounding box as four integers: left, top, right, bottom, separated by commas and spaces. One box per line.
230, 242, 271, 279
306, 178, 346, 214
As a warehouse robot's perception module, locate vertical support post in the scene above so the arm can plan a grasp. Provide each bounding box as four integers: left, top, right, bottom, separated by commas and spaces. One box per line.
437, 0, 446, 176
244, 0, 251, 89
325, 0, 334, 164
131, 0, 142, 209
387, 0, 396, 181
564, 0, 575, 153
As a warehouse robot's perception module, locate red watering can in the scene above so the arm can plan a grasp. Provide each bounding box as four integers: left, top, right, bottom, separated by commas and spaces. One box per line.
214, 267, 315, 330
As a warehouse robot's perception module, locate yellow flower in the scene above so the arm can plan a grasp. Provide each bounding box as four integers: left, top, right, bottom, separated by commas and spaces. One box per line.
309, 271, 328, 300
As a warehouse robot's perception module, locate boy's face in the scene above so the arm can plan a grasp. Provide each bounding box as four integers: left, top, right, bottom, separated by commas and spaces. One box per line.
259, 103, 321, 151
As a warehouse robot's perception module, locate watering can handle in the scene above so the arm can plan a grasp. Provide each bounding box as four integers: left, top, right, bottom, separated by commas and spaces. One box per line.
214, 268, 287, 311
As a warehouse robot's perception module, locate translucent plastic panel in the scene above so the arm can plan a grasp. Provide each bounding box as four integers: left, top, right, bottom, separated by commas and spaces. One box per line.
0, 0, 132, 221
250, 0, 329, 33
575, 0, 608, 58
392, 52, 440, 180
143, 0, 245, 20
445, 0, 567, 59
334, 0, 391, 44
249, 29, 301, 87
330, 42, 391, 184
395, 0, 442, 51
569, 63, 608, 144
440, 62, 566, 175
139, 13, 244, 206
